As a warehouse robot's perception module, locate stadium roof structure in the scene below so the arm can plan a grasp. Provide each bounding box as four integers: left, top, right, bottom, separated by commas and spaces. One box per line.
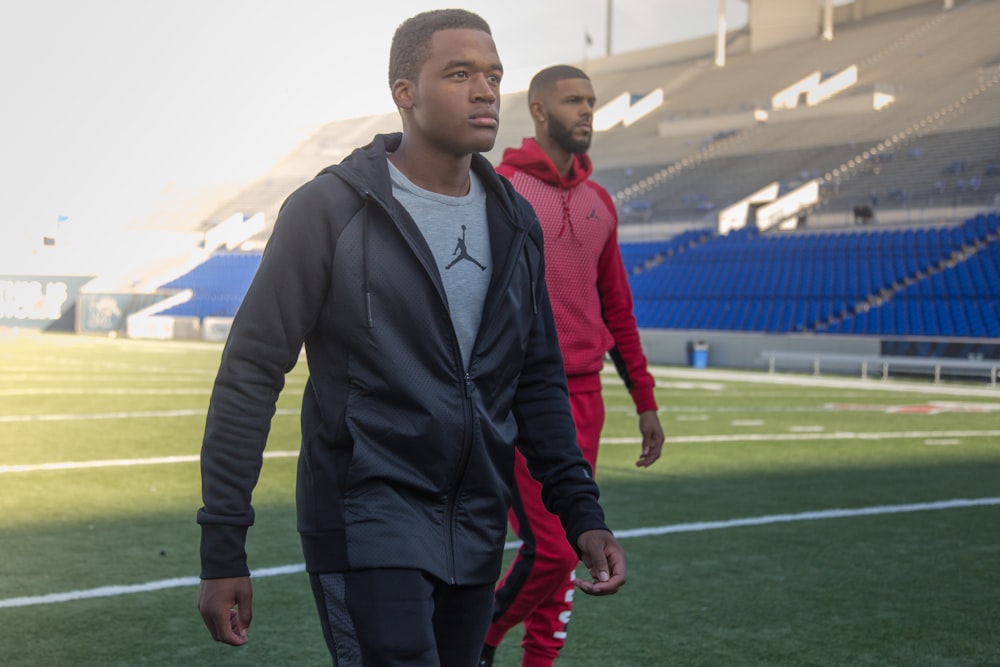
190, 0, 999, 243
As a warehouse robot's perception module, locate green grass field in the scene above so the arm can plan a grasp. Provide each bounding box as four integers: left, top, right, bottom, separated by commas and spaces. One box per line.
1, 332, 998, 666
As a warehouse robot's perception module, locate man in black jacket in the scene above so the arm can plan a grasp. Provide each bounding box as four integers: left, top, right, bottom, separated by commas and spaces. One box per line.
196, 9, 626, 667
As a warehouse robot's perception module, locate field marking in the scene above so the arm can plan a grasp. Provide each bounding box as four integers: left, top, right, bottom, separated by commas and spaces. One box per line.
2, 497, 997, 610
0, 409, 207, 423
601, 429, 1000, 446
0, 408, 299, 424
5, 428, 999, 473
1, 372, 217, 382
0, 450, 299, 474
609, 402, 1000, 415
649, 366, 1000, 398
0, 388, 213, 396
611, 497, 1000, 539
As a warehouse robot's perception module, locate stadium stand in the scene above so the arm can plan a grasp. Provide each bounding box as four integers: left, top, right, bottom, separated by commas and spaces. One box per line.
169, 1, 1000, 245
156, 251, 262, 319
22, 0, 993, 378
591, 0, 1000, 226
626, 211, 999, 338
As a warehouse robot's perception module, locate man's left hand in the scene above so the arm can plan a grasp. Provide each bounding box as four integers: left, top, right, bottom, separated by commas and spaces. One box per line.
636, 410, 664, 467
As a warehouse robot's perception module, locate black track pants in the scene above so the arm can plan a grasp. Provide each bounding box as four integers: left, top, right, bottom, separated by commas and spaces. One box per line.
310, 569, 494, 666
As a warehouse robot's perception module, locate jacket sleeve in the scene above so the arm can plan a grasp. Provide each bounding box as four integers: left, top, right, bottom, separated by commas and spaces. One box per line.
593, 185, 657, 414
196, 179, 340, 579
512, 211, 612, 551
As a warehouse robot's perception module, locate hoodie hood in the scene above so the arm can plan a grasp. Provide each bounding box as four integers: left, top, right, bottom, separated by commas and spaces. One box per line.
322, 132, 524, 226
500, 138, 592, 190
498, 137, 594, 245
314, 132, 541, 327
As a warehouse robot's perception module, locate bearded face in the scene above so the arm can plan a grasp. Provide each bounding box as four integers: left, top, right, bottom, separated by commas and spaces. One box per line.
547, 112, 592, 155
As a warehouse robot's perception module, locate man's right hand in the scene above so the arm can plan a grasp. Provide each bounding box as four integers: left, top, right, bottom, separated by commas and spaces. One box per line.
198, 576, 253, 646
575, 529, 627, 596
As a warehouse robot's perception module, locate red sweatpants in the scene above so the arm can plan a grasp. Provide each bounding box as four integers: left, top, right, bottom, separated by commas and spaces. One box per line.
486, 388, 604, 667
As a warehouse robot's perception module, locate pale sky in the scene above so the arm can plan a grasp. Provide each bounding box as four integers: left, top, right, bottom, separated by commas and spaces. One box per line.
1, 0, 748, 235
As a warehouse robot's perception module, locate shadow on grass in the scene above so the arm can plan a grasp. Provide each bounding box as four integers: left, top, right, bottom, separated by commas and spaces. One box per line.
1, 460, 998, 666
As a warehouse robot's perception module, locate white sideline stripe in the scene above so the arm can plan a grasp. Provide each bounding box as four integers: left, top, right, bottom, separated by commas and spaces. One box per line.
648, 366, 1000, 398
1, 497, 996, 609
603, 429, 1000, 445
0, 408, 299, 424
610, 497, 1000, 540
0, 577, 203, 608
0, 450, 299, 474
0, 409, 206, 423
0, 388, 213, 396
5, 429, 999, 474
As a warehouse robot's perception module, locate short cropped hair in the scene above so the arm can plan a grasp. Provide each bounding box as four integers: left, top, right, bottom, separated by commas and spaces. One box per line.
528, 65, 590, 101
388, 9, 492, 87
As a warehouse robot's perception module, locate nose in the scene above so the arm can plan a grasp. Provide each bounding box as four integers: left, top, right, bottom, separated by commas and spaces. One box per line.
471, 73, 497, 103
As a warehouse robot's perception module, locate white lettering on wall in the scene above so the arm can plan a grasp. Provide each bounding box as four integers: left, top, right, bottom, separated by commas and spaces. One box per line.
0, 280, 70, 320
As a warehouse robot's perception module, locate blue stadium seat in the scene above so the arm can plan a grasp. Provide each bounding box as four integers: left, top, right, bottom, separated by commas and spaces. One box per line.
621, 214, 999, 338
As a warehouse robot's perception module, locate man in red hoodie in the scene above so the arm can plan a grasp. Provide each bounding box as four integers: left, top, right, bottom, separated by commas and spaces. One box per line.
481, 65, 665, 667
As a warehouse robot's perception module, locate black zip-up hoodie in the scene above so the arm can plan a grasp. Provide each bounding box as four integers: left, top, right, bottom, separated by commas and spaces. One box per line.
198, 133, 609, 586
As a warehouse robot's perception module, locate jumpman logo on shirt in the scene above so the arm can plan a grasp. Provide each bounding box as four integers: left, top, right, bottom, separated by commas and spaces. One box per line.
446, 225, 487, 271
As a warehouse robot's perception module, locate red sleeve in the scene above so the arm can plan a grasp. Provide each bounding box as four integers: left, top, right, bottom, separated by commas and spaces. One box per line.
591, 184, 658, 414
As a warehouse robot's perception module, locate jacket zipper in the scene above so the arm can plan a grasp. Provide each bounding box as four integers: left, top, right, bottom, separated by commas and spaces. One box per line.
348, 162, 535, 584
444, 227, 532, 583
445, 369, 474, 584
360, 180, 474, 584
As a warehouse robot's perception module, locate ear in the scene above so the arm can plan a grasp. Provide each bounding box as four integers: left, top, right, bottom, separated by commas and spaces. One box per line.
529, 100, 546, 124
392, 79, 415, 110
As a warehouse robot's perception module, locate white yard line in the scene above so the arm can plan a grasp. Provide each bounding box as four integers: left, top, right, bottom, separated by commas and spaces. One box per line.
5, 429, 998, 474
610, 497, 1000, 539
648, 366, 1000, 398
2, 497, 996, 609
601, 429, 1000, 445
0, 388, 213, 396
0, 450, 299, 474
0, 408, 299, 424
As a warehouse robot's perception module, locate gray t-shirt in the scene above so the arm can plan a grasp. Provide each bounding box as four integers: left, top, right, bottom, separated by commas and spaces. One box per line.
388, 160, 492, 371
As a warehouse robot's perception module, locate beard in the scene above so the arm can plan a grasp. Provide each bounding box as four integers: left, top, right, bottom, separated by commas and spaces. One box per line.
547, 115, 591, 154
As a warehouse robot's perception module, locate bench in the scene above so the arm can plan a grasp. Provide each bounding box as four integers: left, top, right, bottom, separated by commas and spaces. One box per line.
761, 350, 999, 386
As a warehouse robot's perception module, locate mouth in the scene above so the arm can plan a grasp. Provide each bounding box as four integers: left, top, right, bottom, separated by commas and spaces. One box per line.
470, 110, 499, 128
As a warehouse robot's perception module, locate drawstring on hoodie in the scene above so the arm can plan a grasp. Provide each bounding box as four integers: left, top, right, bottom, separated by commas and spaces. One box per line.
499, 138, 589, 248
524, 244, 538, 315
556, 188, 582, 246
363, 196, 374, 328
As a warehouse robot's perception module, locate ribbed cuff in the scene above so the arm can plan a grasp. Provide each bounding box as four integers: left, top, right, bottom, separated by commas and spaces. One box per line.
630, 386, 658, 415
199, 523, 250, 579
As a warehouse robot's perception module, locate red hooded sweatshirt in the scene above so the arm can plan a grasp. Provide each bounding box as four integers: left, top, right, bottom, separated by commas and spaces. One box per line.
498, 138, 657, 414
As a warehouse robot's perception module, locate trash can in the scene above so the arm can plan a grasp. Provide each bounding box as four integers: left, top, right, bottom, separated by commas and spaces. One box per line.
691, 340, 709, 369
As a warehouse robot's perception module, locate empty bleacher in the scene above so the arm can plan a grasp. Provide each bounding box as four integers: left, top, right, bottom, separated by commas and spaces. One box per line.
157, 251, 261, 318
628, 212, 1000, 338
90, 0, 999, 363
590, 0, 1000, 225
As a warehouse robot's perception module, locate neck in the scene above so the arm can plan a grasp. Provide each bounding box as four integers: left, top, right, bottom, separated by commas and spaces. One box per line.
535, 135, 574, 178
390, 136, 473, 197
